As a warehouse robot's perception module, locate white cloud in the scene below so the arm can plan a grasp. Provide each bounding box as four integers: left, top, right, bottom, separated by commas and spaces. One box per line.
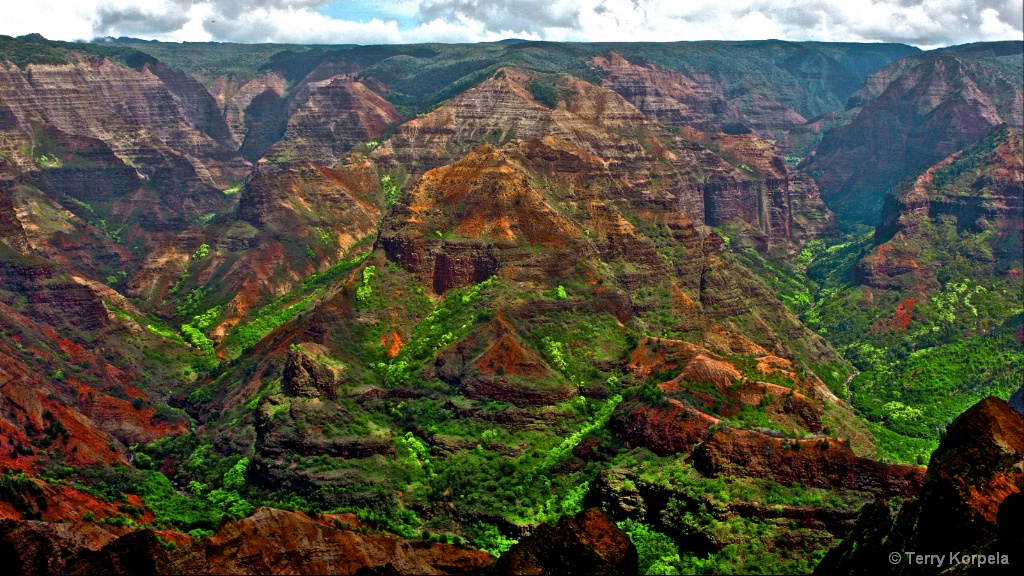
0, 0, 1020, 46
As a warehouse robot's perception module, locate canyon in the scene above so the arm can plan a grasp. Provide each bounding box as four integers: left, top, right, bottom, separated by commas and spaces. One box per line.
0, 34, 1021, 575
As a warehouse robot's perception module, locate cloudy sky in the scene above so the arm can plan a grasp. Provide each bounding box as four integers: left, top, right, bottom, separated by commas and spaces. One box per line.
3, 0, 1021, 47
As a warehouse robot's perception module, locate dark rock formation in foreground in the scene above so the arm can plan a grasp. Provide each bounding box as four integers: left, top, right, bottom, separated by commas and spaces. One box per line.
495, 508, 638, 575
0, 507, 495, 575
0, 506, 641, 575
816, 396, 1024, 575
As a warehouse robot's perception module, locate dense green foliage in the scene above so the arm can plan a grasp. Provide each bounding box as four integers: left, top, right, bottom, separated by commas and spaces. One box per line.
0, 34, 155, 70
117, 37, 916, 119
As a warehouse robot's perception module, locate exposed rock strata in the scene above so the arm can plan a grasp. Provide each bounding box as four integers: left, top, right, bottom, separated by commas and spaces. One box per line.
816, 396, 1024, 575
494, 507, 638, 575
807, 42, 1023, 223
0, 508, 495, 575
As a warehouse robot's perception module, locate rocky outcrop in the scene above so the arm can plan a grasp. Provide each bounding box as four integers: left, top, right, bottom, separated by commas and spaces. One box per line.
494, 508, 638, 575
254, 394, 393, 462
816, 396, 1024, 575
807, 41, 1023, 223
282, 349, 338, 399
857, 125, 1023, 290
434, 317, 577, 407
0, 508, 495, 575
181, 507, 494, 575
692, 427, 924, 498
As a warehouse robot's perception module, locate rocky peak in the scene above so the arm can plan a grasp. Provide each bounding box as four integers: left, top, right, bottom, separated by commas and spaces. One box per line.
590, 51, 740, 133
807, 43, 1023, 223
858, 125, 1023, 290
494, 508, 638, 575
816, 396, 1024, 575
282, 348, 338, 400
378, 143, 595, 294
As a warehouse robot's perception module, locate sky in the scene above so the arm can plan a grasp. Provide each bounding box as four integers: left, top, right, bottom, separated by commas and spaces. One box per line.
1, 0, 1022, 47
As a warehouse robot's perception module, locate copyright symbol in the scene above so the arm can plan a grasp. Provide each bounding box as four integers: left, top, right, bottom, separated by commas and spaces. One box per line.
889, 552, 902, 565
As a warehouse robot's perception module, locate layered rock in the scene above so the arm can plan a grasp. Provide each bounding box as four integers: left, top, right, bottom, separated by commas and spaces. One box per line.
268, 76, 400, 166
494, 508, 638, 575
807, 41, 1023, 223
816, 396, 1024, 575
857, 125, 1023, 290
0, 508, 496, 575
0, 56, 246, 186
591, 51, 740, 132
691, 427, 924, 498
208, 72, 288, 157
370, 68, 826, 252
127, 159, 382, 317
589, 45, 916, 156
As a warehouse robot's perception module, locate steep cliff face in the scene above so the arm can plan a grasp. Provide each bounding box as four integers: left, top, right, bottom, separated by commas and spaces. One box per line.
807, 41, 1023, 223
858, 125, 1023, 290
591, 51, 741, 132
0, 52, 245, 273
269, 76, 401, 166
372, 67, 830, 254
0, 56, 246, 183
208, 73, 288, 151
692, 428, 923, 498
816, 397, 1024, 575
0, 507, 496, 575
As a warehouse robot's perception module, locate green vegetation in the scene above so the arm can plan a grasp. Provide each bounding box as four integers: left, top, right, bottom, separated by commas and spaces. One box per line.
620, 520, 683, 575
221, 254, 369, 357
356, 266, 376, 301
0, 34, 157, 70
380, 175, 400, 207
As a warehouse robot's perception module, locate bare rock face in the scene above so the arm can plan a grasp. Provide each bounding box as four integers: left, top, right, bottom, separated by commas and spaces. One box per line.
188, 507, 495, 575
816, 397, 1024, 575
270, 76, 401, 166
0, 56, 246, 185
208, 73, 288, 152
434, 317, 577, 407
857, 125, 1023, 290
591, 51, 740, 132
691, 427, 924, 498
283, 348, 338, 399
0, 508, 496, 575
807, 42, 1023, 223
495, 508, 639, 575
